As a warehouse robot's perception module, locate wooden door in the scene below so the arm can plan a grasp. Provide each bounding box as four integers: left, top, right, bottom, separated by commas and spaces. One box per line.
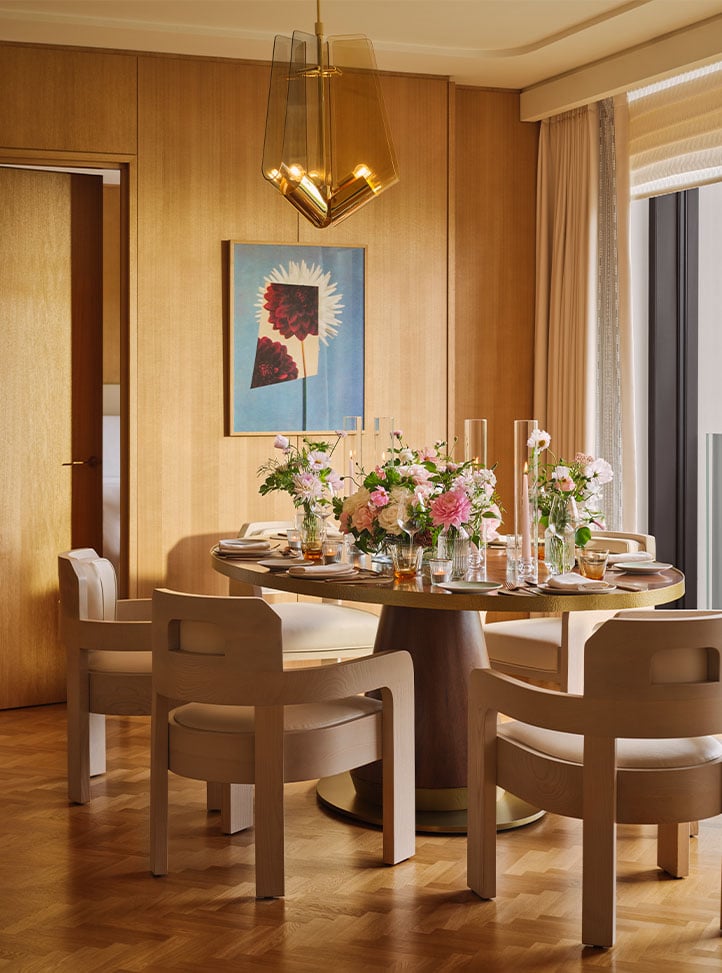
0, 167, 102, 708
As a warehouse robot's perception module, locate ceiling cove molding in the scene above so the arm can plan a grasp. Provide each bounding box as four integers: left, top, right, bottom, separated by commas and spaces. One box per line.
0, 0, 653, 63
521, 12, 722, 121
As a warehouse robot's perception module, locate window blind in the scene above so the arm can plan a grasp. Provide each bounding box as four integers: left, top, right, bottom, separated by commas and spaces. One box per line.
628, 62, 722, 199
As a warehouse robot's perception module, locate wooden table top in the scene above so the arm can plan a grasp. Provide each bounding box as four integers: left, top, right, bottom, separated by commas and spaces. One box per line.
211, 547, 685, 614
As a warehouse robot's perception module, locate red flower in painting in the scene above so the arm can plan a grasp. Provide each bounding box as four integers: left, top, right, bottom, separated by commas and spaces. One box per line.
250, 336, 299, 388
264, 282, 318, 341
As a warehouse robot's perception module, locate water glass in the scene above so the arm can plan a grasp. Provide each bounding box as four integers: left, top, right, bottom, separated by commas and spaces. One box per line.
578, 548, 609, 580
390, 543, 423, 580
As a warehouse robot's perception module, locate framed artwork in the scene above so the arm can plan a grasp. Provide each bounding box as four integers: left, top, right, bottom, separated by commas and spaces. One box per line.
228, 242, 365, 434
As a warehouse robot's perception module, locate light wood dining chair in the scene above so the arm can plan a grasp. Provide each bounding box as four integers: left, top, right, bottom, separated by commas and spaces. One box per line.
468, 610, 722, 947
233, 520, 379, 662
150, 588, 415, 898
58, 548, 153, 804
483, 531, 656, 691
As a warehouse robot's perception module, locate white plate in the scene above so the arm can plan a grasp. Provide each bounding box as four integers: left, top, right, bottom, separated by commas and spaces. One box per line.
539, 582, 617, 595
613, 561, 672, 574
258, 557, 305, 570
437, 581, 502, 593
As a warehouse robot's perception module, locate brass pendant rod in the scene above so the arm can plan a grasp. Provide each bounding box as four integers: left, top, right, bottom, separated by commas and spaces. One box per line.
314, 0, 330, 195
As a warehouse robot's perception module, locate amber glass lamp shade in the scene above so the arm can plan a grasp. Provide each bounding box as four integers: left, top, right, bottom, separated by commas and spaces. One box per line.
263, 32, 399, 228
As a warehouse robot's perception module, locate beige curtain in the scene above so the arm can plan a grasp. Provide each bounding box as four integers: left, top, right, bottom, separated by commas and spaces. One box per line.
534, 104, 598, 461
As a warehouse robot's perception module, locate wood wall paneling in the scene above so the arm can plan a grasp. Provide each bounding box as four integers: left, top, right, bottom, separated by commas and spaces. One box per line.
0, 45, 137, 154
136, 56, 296, 597
453, 88, 539, 507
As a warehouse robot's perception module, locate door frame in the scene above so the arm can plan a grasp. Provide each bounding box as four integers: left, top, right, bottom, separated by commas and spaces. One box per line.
0, 150, 136, 596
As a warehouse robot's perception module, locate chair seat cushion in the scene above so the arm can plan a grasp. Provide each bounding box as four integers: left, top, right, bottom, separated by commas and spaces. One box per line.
88, 649, 152, 674
274, 602, 378, 653
172, 695, 382, 734
500, 720, 722, 769
483, 617, 562, 672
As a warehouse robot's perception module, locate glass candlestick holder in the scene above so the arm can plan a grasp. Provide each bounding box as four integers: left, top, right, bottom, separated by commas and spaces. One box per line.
513, 419, 539, 584
464, 418, 488, 467
342, 416, 362, 496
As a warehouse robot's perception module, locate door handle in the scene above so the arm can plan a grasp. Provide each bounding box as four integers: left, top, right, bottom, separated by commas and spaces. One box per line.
62, 456, 101, 468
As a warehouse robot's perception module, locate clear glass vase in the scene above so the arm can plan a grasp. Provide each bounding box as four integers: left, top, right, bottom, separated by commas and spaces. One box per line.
544, 495, 576, 576
295, 507, 326, 562
438, 527, 470, 580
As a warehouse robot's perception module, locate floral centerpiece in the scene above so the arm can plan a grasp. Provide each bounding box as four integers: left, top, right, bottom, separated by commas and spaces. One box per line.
332, 433, 502, 572
527, 429, 613, 573
258, 434, 344, 520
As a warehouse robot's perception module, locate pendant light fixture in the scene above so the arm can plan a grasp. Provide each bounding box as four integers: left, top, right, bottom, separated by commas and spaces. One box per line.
262, 0, 399, 228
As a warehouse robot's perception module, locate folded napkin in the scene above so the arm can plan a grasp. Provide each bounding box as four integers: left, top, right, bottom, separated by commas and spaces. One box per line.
607, 551, 654, 565
287, 562, 355, 579
546, 573, 609, 591
218, 538, 271, 554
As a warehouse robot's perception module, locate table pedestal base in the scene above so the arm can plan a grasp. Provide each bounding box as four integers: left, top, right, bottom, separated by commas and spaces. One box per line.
316, 772, 544, 835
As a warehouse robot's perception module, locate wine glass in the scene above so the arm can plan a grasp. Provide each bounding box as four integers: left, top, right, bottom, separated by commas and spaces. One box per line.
396, 494, 419, 545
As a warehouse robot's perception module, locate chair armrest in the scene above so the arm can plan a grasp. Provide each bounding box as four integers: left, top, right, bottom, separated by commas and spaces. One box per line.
469, 667, 586, 734
279, 649, 414, 704
60, 616, 152, 652
117, 598, 152, 621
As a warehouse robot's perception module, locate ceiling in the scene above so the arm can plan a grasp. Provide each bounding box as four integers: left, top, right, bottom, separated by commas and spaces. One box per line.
2, 0, 722, 91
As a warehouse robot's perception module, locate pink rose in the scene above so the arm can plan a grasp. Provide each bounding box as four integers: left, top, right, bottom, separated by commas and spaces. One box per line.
556, 477, 575, 492
352, 505, 375, 532
369, 487, 389, 508
429, 489, 472, 529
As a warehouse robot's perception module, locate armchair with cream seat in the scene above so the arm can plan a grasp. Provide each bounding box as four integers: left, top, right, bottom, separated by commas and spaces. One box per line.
58, 548, 153, 804
150, 588, 415, 897
59, 549, 221, 816
467, 610, 722, 948
483, 531, 656, 691
233, 520, 379, 662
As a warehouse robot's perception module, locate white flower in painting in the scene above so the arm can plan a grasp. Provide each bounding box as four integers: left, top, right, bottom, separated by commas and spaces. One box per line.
256, 260, 344, 345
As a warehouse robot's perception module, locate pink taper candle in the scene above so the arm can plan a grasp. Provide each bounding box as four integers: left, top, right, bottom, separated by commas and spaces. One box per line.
521, 463, 531, 562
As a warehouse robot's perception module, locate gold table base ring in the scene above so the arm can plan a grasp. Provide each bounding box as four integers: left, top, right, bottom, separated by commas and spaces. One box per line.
317, 772, 545, 834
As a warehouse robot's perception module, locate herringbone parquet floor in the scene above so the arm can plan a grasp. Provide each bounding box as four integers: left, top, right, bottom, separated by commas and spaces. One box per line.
1, 703, 722, 972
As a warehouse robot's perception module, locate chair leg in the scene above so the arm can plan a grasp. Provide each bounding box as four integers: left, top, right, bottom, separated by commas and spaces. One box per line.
381, 684, 415, 866
467, 697, 498, 899
582, 739, 617, 948
89, 713, 106, 777
254, 708, 285, 898
220, 784, 254, 835
150, 697, 170, 877
657, 823, 690, 878
67, 657, 99, 805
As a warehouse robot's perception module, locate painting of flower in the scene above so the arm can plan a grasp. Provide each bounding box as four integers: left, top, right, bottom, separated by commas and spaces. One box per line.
229, 243, 364, 434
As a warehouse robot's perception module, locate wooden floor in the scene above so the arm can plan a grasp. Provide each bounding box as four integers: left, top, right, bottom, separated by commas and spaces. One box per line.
2, 705, 722, 972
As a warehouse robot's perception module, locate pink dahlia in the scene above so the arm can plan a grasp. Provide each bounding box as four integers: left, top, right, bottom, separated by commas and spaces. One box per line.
430, 489, 472, 529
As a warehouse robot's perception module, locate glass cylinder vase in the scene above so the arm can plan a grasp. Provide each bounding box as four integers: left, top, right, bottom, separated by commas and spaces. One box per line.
342, 415, 362, 496
513, 419, 539, 583
295, 508, 326, 562
544, 495, 576, 575
438, 527, 470, 580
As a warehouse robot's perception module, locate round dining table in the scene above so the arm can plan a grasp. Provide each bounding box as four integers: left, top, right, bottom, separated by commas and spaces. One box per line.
212, 546, 685, 834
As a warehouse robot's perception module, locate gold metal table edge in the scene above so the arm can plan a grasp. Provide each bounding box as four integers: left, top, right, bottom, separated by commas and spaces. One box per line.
316, 772, 545, 835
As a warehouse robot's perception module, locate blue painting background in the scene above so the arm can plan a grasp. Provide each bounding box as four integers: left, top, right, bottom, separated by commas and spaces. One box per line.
231, 243, 365, 433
